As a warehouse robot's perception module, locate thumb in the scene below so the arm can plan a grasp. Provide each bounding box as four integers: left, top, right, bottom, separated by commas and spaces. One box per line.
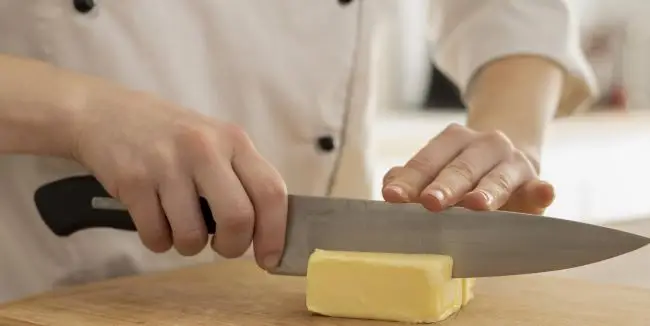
500, 179, 555, 214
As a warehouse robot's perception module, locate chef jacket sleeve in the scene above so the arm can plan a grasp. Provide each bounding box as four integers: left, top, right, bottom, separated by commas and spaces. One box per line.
428, 0, 598, 116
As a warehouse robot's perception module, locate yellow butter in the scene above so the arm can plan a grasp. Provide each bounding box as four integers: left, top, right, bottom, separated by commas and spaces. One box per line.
461, 278, 476, 306
306, 249, 475, 324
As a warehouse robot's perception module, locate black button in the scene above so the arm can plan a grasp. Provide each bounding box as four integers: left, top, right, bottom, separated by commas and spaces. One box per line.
74, 0, 95, 13
338, 0, 354, 5
317, 136, 336, 152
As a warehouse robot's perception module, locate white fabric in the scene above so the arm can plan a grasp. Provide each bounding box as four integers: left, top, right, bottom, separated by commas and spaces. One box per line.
428, 0, 597, 114
0, 0, 594, 303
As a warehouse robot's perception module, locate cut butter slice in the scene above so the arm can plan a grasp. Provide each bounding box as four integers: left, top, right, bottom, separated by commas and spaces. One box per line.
306, 249, 475, 324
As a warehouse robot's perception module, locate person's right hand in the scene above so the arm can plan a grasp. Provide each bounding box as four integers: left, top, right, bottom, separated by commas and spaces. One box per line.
70, 86, 288, 270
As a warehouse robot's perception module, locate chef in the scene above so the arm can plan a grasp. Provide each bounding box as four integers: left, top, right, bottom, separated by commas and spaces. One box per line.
0, 0, 595, 303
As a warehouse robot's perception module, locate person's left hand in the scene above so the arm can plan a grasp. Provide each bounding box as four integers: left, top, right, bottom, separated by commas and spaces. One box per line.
382, 123, 555, 215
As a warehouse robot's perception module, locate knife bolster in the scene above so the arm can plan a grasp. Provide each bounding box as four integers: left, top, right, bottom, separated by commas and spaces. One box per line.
305, 249, 475, 323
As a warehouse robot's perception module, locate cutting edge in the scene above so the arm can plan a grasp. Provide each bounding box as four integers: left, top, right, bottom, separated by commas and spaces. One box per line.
267, 195, 650, 278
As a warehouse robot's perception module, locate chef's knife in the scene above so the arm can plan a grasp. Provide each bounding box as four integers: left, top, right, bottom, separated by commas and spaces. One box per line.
34, 175, 650, 278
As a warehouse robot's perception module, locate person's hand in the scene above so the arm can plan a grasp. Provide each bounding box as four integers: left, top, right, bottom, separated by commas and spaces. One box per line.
381, 123, 554, 215
71, 87, 287, 270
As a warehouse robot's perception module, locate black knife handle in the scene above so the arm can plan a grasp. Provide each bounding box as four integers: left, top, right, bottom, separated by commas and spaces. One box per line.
33, 175, 216, 236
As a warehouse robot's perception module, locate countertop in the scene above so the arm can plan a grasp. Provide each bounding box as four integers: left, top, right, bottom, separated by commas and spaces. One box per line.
2, 259, 650, 325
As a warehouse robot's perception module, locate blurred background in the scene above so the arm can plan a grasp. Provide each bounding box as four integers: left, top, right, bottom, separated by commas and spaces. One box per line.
369, 0, 650, 288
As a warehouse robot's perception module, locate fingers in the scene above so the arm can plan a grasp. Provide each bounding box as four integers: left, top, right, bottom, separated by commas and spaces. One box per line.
232, 146, 288, 271
90, 105, 287, 259
134, 122, 285, 266
459, 150, 534, 211
158, 175, 209, 256
499, 179, 555, 214
124, 187, 172, 253
195, 160, 255, 260
111, 169, 173, 253
382, 122, 554, 214
419, 130, 514, 211
192, 125, 287, 270
383, 124, 476, 203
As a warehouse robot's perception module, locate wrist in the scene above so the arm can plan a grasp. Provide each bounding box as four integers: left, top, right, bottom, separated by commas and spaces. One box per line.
66, 73, 149, 163
465, 55, 561, 174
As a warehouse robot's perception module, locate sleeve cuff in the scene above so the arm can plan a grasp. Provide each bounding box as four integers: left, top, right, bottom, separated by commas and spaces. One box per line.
430, 0, 599, 116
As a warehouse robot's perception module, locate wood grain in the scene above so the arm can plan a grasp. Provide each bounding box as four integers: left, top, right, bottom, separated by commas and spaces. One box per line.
0, 259, 649, 325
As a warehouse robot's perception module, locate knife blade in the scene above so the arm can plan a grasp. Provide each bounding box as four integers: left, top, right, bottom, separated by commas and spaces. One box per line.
34, 175, 650, 278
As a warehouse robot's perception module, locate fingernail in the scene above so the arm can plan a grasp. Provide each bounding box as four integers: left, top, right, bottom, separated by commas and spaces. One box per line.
385, 185, 408, 202
262, 253, 281, 270
479, 191, 494, 206
428, 189, 445, 203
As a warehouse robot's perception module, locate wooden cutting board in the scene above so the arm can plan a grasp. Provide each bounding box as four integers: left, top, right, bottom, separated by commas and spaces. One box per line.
0, 259, 649, 325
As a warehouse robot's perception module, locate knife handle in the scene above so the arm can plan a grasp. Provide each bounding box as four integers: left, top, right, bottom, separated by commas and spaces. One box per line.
33, 175, 216, 236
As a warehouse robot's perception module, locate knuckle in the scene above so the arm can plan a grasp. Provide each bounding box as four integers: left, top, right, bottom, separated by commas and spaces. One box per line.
445, 159, 476, 183
484, 172, 513, 194
221, 201, 255, 234
143, 235, 173, 253
173, 224, 204, 241
116, 170, 149, 188
511, 150, 537, 174
222, 123, 252, 149
256, 180, 288, 203
128, 201, 173, 252
441, 123, 469, 138
173, 228, 208, 256
149, 144, 181, 175
382, 166, 403, 184
175, 123, 221, 162
483, 130, 514, 150
511, 149, 529, 162
216, 243, 250, 259
432, 123, 476, 146
405, 156, 433, 174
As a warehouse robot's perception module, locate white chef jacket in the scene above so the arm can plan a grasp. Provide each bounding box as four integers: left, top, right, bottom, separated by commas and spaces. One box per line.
0, 0, 594, 303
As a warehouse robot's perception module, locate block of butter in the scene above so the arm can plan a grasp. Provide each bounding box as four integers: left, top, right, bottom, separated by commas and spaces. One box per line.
306, 249, 475, 324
